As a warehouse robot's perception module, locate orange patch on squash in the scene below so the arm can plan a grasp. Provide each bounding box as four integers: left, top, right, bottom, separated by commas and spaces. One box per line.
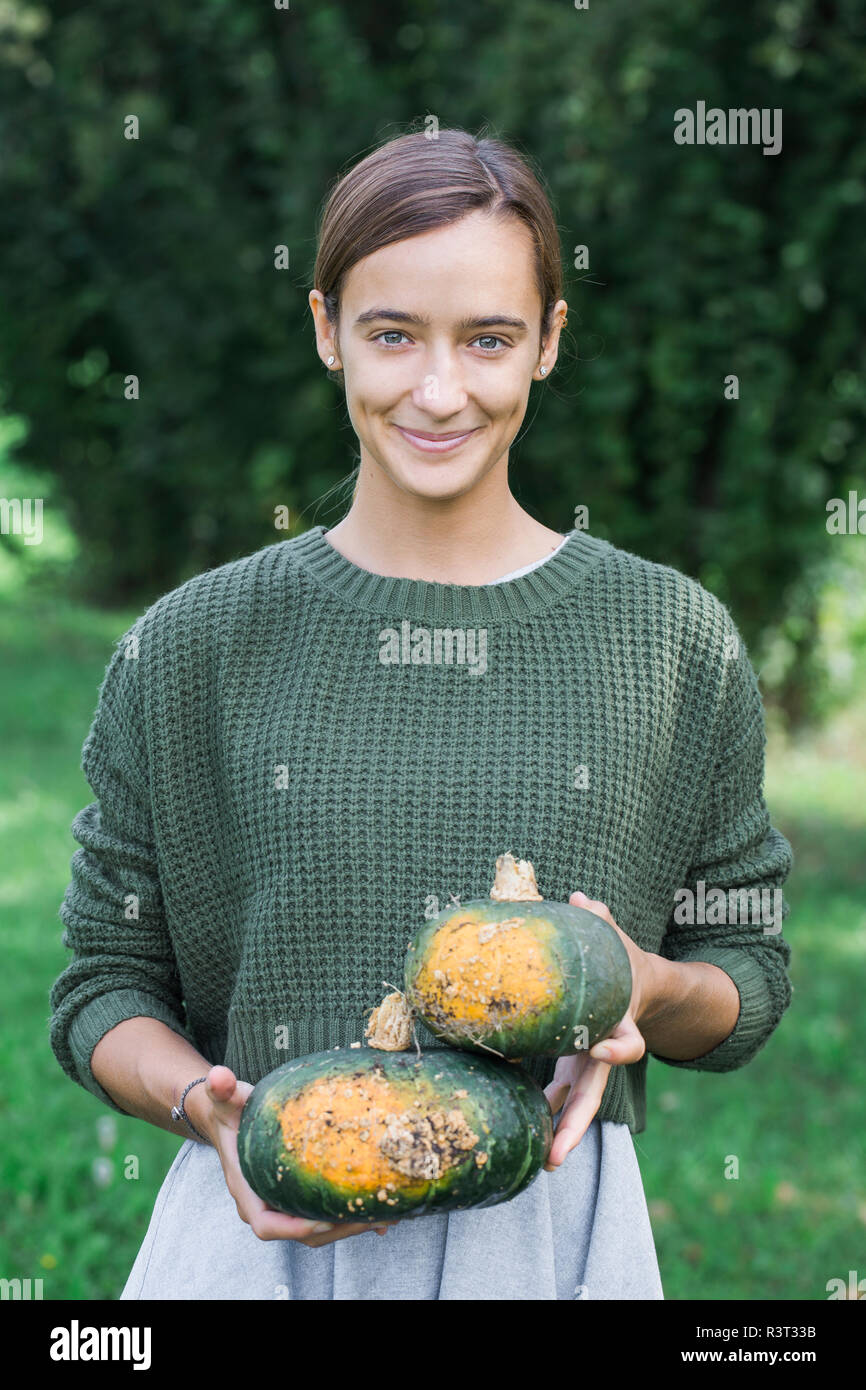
275, 1069, 477, 1195
411, 911, 561, 1026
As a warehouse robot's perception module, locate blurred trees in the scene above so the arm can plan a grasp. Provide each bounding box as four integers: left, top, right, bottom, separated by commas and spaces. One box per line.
1, 0, 864, 723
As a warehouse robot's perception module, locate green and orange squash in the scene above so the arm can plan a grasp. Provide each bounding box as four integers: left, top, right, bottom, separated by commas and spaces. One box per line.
402, 853, 632, 1058
237, 1044, 553, 1223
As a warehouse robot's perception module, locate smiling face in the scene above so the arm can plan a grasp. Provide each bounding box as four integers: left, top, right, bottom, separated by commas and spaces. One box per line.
311, 210, 565, 503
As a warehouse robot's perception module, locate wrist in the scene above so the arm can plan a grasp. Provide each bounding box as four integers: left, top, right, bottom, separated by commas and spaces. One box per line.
165, 1073, 216, 1146
181, 1078, 218, 1146
635, 950, 673, 1029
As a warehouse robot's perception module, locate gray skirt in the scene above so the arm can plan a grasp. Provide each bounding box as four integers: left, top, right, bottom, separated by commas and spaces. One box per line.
119, 1117, 663, 1301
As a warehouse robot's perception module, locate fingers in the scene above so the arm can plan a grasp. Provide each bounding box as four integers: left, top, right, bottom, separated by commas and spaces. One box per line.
543, 1056, 610, 1172
206, 1068, 254, 1143
216, 1085, 403, 1245
205, 1065, 246, 1108
232, 1182, 383, 1245
253, 1210, 400, 1248
544, 1051, 586, 1117
304, 1221, 399, 1248
246, 1203, 333, 1243
570, 890, 648, 1023
543, 1079, 571, 1116
589, 1014, 646, 1066
569, 889, 614, 925
230, 1166, 402, 1246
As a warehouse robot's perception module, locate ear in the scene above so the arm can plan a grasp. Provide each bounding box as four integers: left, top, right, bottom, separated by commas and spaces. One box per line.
536, 298, 568, 379
308, 289, 341, 370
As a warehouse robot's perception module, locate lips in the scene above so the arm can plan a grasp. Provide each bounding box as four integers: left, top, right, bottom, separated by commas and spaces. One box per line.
393, 424, 480, 454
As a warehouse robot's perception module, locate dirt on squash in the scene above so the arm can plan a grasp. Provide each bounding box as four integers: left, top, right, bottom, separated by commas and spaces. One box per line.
276, 1069, 479, 1197
379, 1106, 479, 1180
410, 910, 561, 1037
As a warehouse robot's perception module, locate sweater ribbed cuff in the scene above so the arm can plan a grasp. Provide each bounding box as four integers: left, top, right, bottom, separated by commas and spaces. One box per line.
648, 948, 773, 1073
66, 988, 192, 1115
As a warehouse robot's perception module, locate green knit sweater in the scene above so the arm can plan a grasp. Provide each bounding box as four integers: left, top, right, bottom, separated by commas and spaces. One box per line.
49, 525, 794, 1134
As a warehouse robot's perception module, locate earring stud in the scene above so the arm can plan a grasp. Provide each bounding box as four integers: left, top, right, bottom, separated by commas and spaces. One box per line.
539, 365, 547, 376
327, 355, 335, 367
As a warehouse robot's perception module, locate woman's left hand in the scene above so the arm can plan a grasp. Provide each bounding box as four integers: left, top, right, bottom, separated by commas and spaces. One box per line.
542, 890, 656, 1172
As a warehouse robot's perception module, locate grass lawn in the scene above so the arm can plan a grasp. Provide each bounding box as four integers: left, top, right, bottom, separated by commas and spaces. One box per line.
1, 592, 864, 1300
637, 700, 866, 1300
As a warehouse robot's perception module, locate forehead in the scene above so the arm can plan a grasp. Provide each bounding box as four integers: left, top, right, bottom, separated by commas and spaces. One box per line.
341, 211, 540, 318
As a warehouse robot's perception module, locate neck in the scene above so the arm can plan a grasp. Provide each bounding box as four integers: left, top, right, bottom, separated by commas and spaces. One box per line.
324, 453, 565, 585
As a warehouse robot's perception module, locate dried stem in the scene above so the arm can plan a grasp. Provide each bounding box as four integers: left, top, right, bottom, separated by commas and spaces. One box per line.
489, 852, 543, 902
365, 982, 416, 1052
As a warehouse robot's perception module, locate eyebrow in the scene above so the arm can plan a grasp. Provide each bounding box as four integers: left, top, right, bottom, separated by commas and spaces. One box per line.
354, 308, 529, 333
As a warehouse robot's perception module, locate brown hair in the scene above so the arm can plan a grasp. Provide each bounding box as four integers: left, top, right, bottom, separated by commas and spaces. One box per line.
312, 126, 563, 389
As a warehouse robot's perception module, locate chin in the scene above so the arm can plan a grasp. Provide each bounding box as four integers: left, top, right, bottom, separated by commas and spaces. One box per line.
387, 457, 491, 502
368, 431, 498, 498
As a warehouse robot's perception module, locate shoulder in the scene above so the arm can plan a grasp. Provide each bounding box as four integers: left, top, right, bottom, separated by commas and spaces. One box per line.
589, 534, 741, 661
584, 535, 760, 739
105, 538, 305, 706
126, 536, 307, 653
142, 538, 298, 633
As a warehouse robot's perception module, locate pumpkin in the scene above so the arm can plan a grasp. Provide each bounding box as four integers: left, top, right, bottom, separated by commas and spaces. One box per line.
236, 1044, 553, 1223
402, 853, 632, 1058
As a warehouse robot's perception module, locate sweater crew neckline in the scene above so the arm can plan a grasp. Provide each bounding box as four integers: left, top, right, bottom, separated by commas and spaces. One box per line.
287, 524, 610, 622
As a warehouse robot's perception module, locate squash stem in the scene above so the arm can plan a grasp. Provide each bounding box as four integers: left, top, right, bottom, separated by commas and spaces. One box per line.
489, 852, 544, 902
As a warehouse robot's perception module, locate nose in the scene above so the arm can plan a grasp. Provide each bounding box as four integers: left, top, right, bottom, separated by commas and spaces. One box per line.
410, 348, 469, 418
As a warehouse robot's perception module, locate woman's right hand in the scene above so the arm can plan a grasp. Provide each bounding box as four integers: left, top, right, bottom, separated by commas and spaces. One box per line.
190, 1064, 401, 1248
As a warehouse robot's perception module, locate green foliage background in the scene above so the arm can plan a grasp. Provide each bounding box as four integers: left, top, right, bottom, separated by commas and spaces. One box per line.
1, 0, 865, 722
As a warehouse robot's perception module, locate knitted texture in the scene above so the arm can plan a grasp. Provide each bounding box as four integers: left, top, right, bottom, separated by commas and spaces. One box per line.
49, 525, 794, 1134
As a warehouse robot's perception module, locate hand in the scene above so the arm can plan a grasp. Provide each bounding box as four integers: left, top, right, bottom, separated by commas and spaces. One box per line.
193, 1065, 401, 1247
542, 891, 656, 1172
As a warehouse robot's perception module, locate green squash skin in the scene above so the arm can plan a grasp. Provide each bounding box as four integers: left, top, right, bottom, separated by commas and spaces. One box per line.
236, 1047, 553, 1224
404, 900, 632, 1058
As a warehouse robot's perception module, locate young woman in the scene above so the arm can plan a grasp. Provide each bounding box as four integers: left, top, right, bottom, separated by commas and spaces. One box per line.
50, 127, 793, 1301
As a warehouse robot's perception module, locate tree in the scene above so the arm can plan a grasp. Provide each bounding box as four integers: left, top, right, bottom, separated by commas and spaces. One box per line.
1, 0, 863, 724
